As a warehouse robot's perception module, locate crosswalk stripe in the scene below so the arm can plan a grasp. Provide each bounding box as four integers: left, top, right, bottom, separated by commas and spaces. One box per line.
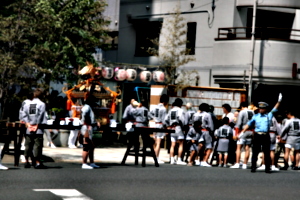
33, 189, 93, 200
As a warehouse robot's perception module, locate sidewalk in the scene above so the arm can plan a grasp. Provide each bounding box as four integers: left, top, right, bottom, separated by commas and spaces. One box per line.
1, 145, 172, 165
2, 145, 270, 168
42, 146, 172, 164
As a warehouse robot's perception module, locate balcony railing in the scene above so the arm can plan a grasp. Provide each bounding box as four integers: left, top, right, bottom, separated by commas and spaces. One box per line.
215, 27, 300, 42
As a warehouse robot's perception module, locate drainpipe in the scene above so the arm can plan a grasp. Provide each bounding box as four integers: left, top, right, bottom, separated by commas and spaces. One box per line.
248, 0, 258, 105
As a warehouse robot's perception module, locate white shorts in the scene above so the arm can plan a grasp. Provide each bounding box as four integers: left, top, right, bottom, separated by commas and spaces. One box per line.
270, 143, 276, 151
218, 151, 228, 155
205, 142, 212, 149
171, 135, 185, 142
285, 143, 300, 150
237, 138, 252, 145
198, 139, 212, 149
81, 125, 93, 140
153, 132, 165, 139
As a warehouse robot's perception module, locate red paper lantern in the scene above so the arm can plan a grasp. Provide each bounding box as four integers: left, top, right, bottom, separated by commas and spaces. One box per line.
140, 71, 152, 83
153, 71, 165, 82
114, 68, 127, 81
102, 67, 114, 79
126, 69, 137, 81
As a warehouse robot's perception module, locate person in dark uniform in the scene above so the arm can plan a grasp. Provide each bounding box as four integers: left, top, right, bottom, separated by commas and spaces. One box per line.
240, 93, 282, 173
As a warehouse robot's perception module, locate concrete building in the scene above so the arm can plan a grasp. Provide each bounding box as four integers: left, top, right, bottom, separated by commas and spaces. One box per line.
102, 0, 300, 115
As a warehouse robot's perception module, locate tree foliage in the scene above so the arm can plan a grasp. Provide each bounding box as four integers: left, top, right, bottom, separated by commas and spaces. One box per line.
147, 6, 195, 87
0, 0, 110, 119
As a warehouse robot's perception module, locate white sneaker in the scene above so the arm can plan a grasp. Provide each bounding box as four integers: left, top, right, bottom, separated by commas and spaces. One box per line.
170, 160, 176, 165
157, 160, 165, 164
195, 160, 200, 165
242, 164, 247, 169
230, 163, 241, 169
257, 165, 265, 171
271, 165, 279, 171
20, 155, 26, 163
69, 145, 77, 149
177, 161, 187, 165
82, 163, 93, 169
201, 162, 212, 167
0, 164, 8, 170
90, 163, 100, 168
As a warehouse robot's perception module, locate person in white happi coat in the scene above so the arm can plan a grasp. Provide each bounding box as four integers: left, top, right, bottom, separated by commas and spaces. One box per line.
214, 117, 234, 168
132, 101, 152, 127
122, 99, 138, 123
186, 120, 202, 166
22, 89, 47, 169
150, 94, 169, 164
80, 96, 100, 169
193, 103, 214, 167
231, 102, 254, 169
183, 102, 196, 162
279, 110, 300, 170
164, 98, 187, 165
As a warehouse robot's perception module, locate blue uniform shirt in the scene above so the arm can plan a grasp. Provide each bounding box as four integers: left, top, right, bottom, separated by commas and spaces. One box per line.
247, 108, 278, 133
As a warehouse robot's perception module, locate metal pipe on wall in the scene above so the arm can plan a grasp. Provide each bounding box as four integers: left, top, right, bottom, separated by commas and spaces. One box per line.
248, 0, 258, 105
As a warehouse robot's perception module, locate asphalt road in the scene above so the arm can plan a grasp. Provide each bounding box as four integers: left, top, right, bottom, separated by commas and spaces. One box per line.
1, 162, 299, 200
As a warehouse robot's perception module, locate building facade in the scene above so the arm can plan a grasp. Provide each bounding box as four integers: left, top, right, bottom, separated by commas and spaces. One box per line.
103, 0, 300, 117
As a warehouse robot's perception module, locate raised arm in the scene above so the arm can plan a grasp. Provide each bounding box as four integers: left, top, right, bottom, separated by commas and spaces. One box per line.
273, 93, 282, 110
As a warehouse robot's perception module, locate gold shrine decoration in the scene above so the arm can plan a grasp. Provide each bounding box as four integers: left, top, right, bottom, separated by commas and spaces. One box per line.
78, 61, 96, 78
62, 61, 122, 115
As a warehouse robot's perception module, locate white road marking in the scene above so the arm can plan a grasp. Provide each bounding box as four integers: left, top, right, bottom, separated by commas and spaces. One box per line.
33, 189, 93, 200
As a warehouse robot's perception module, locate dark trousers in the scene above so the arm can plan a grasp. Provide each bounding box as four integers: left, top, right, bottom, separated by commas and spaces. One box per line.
251, 133, 270, 171
274, 142, 286, 167
24, 134, 44, 162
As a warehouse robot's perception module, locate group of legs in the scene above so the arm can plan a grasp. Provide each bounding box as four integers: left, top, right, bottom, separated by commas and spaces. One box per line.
282, 144, 300, 170
153, 130, 214, 166
153, 138, 211, 166
153, 133, 187, 165
45, 129, 79, 149
24, 134, 47, 169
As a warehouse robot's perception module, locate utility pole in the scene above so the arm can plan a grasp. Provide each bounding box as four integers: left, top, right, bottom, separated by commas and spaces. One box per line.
248, 0, 258, 105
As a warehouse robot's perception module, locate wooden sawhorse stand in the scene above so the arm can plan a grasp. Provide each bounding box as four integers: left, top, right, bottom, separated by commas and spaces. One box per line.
1, 122, 26, 167
121, 127, 174, 167
121, 128, 159, 167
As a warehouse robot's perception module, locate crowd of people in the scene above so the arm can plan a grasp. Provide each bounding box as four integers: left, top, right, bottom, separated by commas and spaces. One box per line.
1, 89, 300, 173
0, 88, 101, 170
123, 92, 300, 173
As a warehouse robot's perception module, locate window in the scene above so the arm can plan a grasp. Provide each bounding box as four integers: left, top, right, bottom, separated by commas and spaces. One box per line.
103, 31, 118, 50
134, 20, 162, 57
186, 22, 197, 55
109, 31, 118, 50
247, 9, 295, 39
